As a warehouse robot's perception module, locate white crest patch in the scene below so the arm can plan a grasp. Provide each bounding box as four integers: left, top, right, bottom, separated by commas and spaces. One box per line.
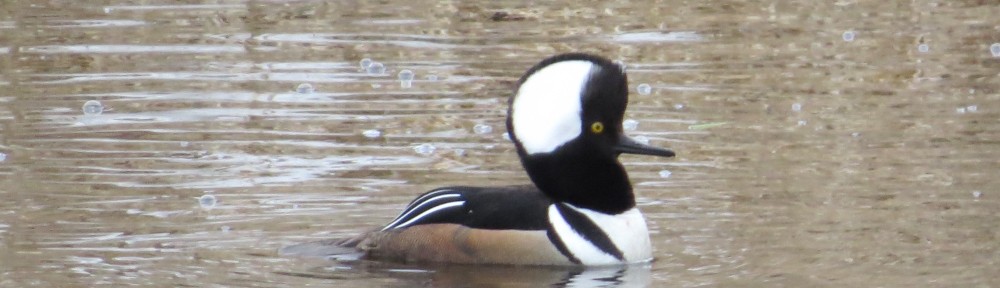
547, 204, 652, 265
512, 61, 595, 154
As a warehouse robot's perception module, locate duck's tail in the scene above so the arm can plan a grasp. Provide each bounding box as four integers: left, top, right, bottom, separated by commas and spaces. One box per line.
279, 232, 369, 261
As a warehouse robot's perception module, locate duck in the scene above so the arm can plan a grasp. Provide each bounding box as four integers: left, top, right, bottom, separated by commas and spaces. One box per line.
281, 53, 675, 266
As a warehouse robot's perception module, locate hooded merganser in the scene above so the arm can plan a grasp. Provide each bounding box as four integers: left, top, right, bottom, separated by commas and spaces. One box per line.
281, 53, 675, 266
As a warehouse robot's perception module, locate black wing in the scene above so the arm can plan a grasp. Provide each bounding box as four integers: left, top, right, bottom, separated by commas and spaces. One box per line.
380, 185, 552, 231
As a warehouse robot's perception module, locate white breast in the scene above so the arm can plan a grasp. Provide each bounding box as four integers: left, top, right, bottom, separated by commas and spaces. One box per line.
547, 204, 653, 265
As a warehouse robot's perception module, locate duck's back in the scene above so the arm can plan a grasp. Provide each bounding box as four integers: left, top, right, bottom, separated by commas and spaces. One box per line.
281, 185, 576, 265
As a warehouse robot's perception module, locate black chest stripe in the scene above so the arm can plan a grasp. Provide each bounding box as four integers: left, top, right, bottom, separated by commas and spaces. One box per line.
555, 203, 624, 261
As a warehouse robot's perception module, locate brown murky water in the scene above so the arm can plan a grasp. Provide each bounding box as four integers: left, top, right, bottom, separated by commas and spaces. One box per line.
1, 1, 998, 287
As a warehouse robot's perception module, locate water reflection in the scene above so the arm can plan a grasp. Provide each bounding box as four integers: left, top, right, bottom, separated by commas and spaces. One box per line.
281, 260, 652, 288
2, 0, 998, 287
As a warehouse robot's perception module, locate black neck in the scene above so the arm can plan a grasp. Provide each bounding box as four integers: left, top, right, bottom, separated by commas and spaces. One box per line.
519, 147, 635, 214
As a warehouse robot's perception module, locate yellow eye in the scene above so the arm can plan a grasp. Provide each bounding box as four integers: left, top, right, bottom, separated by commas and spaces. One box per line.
590, 122, 604, 134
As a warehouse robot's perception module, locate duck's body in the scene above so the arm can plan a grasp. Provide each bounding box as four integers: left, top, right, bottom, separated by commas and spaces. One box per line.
281, 53, 675, 266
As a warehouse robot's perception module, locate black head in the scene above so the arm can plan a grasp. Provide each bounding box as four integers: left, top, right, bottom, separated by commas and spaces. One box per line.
505, 53, 675, 214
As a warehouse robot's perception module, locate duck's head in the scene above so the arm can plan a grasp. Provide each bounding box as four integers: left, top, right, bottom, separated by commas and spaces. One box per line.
506, 53, 675, 213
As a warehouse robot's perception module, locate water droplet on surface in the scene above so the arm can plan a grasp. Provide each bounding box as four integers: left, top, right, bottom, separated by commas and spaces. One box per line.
359, 58, 373, 70
502, 132, 511, 141
179, 141, 190, 147
851, 132, 860, 138
917, 44, 929, 53
674, 104, 685, 110
966, 105, 977, 112
453, 149, 466, 157
956, 107, 966, 114
362, 129, 381, 138
199, 194, 216, 209
82, 100, 103, 115
398, 70, 414, 88
366, 62, 385, 75
791, 103, 802, 112
636, 84, 652, 95
972, 191, 982, 198
473, 124, 493, 134
426, 75, 439, 81
296, 83, 314, 94
413, 143, 436, 155
398, 70, 414, 81
842, 31, 855, 42
220, 226, 231, 232
0, 152, 6, 162
990, 43, 1000, 57
623, 119, 639, 131
633, 135, 649, 145
658, 170, 672, 178
797, 120, 807, 126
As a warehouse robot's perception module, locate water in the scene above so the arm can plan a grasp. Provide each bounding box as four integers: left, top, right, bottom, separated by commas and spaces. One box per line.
413, 143, 436, 155
623, 119, 639, 131
658, 170, 671, 178
636, 83, 652, 95
2, 1, 998, 287
398, 70, 414, 81
198, 194, 217, 209
614, 60, 627, 71
81, 100, 103, 115
362, 129, 381, 138
359, 58, 373, 70
296, 83, 315, 94
842, 30, 856, 42
917, 43, 929, 53
398, 69, 414, 88
632, 135, 649, 145
366, 62, 386, 75
473, 124, 493, 134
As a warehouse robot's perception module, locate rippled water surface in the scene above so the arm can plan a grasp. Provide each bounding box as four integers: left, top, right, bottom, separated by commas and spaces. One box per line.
2, 1, 998, 287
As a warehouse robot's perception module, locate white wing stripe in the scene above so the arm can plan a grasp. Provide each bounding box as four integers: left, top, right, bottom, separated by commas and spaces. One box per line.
407, 189, 455, 206
382, 193, 461, 230
392, 201, 466, 229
